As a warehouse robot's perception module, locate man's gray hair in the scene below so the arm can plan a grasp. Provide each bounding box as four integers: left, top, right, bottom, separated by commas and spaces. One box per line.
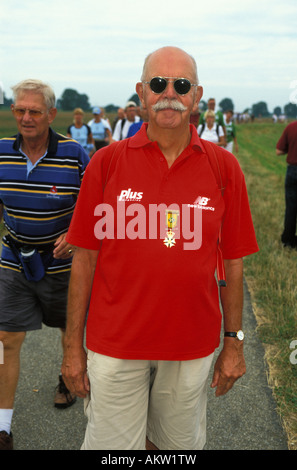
11, 79, 56, 109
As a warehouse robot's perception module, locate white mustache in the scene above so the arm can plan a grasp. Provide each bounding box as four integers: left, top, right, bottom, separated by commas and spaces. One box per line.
152, 99, 188, 112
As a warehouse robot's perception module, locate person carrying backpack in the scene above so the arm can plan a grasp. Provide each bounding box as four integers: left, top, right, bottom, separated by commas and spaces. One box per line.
197, 109, 226, 146
61, 46, 258, 451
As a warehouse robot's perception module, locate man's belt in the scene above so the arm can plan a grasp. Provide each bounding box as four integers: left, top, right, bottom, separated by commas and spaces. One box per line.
3, 234, 55, 252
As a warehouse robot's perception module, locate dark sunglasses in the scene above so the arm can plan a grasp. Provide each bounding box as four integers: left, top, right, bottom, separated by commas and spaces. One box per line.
143, 76, 198, 95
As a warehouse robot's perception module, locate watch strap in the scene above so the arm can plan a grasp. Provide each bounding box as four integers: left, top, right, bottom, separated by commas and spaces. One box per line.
224, 330, 244, 340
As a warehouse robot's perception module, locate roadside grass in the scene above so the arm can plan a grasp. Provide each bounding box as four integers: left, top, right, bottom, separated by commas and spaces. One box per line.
0, 111, 296, 448
236, 122, 297, 450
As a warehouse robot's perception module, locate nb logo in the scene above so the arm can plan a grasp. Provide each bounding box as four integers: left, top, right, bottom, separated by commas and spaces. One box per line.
196, 196, 210, 206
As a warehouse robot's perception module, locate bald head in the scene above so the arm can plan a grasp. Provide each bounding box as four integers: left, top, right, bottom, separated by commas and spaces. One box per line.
136, 46, 203, 136
141, 46, 199, 84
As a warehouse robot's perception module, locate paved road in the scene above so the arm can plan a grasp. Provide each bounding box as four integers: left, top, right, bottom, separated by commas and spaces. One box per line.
11, 279, 288, 450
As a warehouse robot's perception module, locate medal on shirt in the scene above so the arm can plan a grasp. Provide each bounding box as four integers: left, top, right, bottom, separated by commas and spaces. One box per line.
163, 210, 179, 248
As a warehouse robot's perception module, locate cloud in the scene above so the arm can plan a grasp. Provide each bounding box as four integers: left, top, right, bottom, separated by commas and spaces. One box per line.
1, 0, 297, 112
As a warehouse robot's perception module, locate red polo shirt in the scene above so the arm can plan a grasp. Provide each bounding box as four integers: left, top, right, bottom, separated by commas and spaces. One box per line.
67, 124, 258, 360
276, 121, 297, 165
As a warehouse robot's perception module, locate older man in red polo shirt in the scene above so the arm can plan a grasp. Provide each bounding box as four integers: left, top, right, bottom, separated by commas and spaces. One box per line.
62, 46, 258, 450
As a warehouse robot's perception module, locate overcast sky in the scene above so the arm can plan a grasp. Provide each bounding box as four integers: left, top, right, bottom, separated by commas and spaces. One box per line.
1, 0, 297, 113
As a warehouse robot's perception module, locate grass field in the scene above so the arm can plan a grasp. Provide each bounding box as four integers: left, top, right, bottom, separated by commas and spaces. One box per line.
235, 121, 297, 450
0, 111, 296, 449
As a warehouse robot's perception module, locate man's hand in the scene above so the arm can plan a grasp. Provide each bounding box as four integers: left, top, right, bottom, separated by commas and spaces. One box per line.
211, 339, 246, 396
214, 258, 245, 396
61, 346, 89, 398
60, 247, 98, 399
53, 233, 75, 259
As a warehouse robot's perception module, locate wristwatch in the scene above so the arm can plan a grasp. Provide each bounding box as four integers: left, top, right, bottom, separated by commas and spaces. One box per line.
224, 330, 245, 341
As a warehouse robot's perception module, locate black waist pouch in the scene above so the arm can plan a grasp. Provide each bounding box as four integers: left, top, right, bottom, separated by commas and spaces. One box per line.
4, 235, 53, 282
19, 246, 45, 281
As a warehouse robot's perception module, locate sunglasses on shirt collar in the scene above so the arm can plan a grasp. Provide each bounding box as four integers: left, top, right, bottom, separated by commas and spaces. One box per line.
142, 76, 198, 96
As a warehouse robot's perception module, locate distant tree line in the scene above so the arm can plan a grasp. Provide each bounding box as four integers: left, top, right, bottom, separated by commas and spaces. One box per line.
250, 101, 297, 118
56, 89, 121, 113
2, 94, 13, 107
1, 88, 297, 118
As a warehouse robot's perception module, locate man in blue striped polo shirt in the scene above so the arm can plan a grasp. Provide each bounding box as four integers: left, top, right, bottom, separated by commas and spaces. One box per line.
0, 79, 90, 450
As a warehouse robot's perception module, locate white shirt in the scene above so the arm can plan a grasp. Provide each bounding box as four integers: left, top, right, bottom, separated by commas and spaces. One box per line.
88, 118, 112, 132
112, 116, 140, 141
197, 123, 224, 144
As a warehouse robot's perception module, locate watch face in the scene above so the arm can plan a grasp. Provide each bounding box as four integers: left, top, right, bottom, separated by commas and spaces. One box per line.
237, 330, 244, 340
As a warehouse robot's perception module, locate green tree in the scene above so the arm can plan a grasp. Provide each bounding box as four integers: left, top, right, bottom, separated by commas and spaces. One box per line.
284, 102, 297, 118
0, 93, 13, 108
105, 104, 119, 113
128, 93, 140, 106
58, 88, 91, 111
219, 97, 234, 112
251, 101, 270, 117
273, 106, 282, 117
199, 100, 207, 111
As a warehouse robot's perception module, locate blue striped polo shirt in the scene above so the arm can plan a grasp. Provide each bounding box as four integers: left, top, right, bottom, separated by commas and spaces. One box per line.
0, 128, 90, 274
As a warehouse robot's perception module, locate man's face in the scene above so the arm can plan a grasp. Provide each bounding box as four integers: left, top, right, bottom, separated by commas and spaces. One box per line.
208, 100, 215, 111
136, 48, 203, 131
118, 108, 125, 119
126, 106, 136, 122
74, 113, 84, 125
11, 91, 56, 141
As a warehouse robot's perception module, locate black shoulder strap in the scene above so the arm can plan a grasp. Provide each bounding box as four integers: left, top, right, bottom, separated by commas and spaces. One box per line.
216, 123, 219, 138
119, 119, 126, 141
198, 123, 205, 137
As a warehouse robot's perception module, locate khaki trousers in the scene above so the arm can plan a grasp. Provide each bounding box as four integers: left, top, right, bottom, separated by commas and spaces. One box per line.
82, 351, 214, 450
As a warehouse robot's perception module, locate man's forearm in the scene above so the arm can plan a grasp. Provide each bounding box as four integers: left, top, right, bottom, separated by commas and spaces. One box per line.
64, 247, 98, 348
62, 247, 98, 397
211, 258, 245, 396
220, 258, 244, 332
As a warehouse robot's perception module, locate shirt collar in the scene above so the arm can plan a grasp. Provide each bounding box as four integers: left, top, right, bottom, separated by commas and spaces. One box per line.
13, 127, 59, 156
128, 122, 206, 154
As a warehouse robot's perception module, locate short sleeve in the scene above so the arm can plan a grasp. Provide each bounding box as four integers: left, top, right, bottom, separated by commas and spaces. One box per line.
276, 128, 288, 153
220, 153, 259, 259
66, 151, 105, 250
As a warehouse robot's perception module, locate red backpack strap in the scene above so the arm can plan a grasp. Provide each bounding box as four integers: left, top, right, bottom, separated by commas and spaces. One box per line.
201, 140, 226, 195
202, 140, 227, 286
102, 139, 129, 191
